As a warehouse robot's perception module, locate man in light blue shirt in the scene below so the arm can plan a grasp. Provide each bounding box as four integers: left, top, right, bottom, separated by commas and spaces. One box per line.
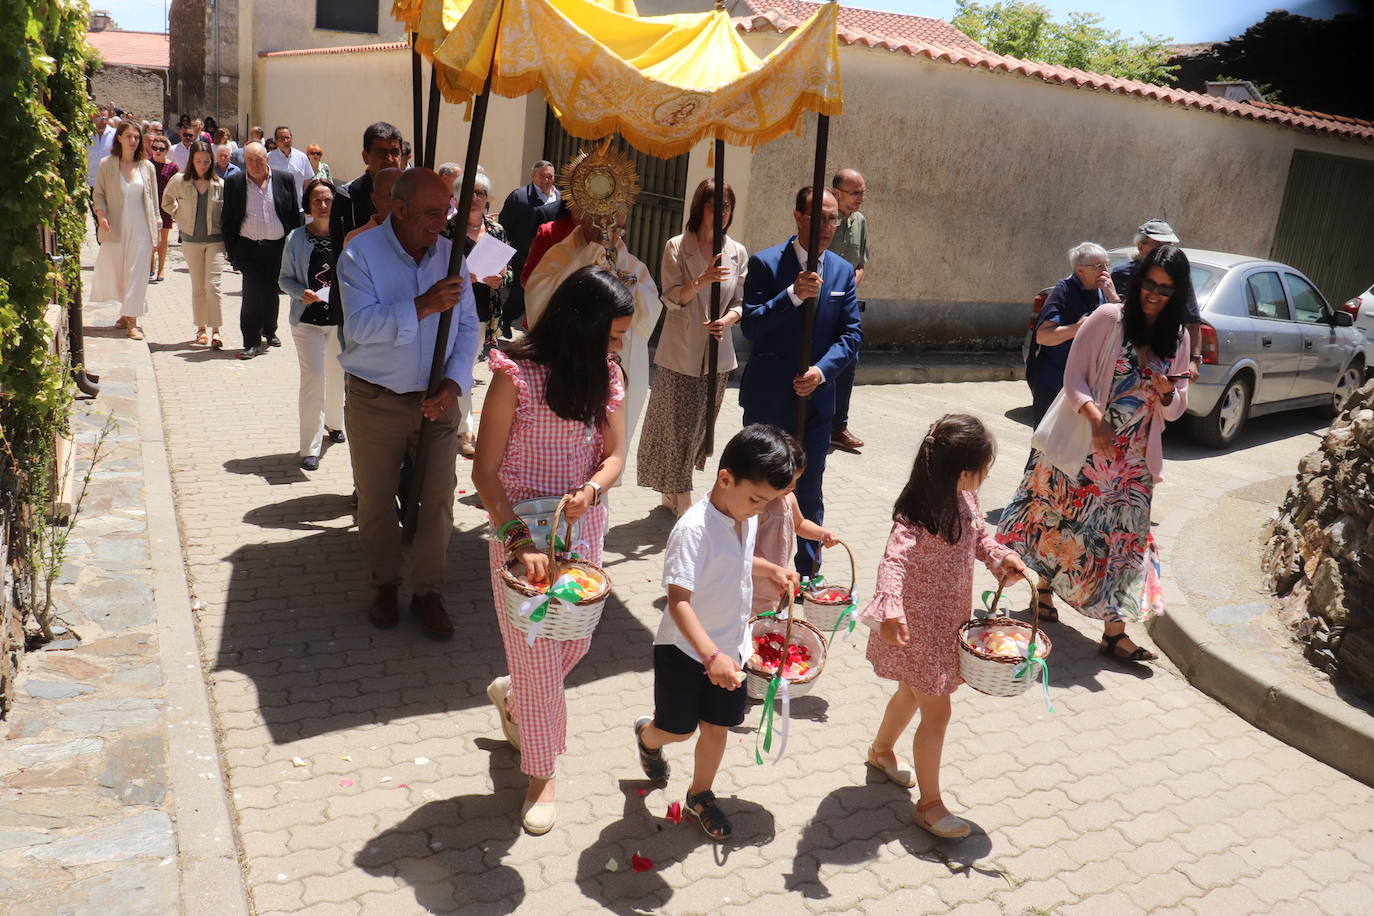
337, 167, 479, 640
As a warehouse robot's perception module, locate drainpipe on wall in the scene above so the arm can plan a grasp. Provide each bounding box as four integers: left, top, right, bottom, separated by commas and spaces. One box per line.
53, 253, 100, 397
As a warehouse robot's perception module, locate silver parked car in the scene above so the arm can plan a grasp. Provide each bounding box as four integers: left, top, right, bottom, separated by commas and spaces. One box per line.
1107, 248, 1364, 448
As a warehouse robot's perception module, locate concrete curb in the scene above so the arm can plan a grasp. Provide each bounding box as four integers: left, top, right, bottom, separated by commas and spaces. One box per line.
134, 347, 252, 915
1149, 474, 1374, 788
857, 351, 1025, 385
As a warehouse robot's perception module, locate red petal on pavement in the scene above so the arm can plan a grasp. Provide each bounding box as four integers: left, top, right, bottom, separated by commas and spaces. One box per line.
665, 801, 683, 825
630, 853, 654, 872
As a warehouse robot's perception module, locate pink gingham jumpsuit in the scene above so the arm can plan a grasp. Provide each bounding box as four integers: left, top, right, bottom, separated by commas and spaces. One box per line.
487, 349, 622, 778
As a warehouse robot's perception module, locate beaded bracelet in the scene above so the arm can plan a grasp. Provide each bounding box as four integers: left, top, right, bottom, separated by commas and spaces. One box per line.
506, 537, 535, 556
496, 518, 524, 541
501, 521, 531, 545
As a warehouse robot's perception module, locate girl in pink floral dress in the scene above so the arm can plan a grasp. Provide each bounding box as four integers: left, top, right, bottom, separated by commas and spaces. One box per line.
472, 266, 633, 836
860, 414, 1025, 839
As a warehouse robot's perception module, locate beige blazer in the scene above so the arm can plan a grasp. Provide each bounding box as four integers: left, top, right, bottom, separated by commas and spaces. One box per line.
91, 156, 159, 246
160, 171, 225, 238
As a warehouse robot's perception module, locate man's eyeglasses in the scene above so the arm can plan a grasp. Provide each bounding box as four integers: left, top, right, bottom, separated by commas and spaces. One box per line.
802, 215, 842, 227
838, 186, 865, 198
1140, 278, 1175, 298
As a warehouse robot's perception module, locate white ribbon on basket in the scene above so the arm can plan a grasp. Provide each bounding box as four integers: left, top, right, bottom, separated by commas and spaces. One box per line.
773, 679, 791, 763
516, 573, 584, 646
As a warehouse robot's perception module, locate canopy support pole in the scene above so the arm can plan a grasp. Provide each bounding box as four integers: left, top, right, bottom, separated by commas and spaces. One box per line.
793, 113, 829, 441
402, 53, 499, 543
703, 137, 725, 457
424, 63, 442, 169
410, 34, 424, 158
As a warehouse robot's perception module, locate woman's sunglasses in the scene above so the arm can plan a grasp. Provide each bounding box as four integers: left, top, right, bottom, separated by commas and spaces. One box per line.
1140, 278, 1175, 299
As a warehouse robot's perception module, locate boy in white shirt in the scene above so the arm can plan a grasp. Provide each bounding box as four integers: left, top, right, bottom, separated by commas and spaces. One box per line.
634, 424, 801, 841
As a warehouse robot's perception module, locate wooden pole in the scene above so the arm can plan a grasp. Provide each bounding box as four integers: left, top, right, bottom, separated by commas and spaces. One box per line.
402, 54, 498, 542
703, 137, 725, 456
793, 113, 830, 441
410, 34, 423, 158
424, 63, 442, 169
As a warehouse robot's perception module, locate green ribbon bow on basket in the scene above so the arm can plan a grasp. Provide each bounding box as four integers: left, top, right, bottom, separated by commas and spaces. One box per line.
826, 591, 858, 645
1014, 639, 1055, 714
517, 574, 587, 646
754, 674, 792, 765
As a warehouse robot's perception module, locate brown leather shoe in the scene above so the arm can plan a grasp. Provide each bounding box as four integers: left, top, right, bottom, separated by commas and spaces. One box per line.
411, 592, 454, 640
367, 584, 400, 629
831, 427, 864, 452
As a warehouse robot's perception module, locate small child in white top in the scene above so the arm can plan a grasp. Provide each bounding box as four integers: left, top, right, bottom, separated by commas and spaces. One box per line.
634, 424, 801, 841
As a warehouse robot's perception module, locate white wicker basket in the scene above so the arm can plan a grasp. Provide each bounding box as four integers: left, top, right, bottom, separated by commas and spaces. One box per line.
801, 539, 857, 637
957, 572, 1052, 698
744, 598, 827, 699
499, 496, 611, 642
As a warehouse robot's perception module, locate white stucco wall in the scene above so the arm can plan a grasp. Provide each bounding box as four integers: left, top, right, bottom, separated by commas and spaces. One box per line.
732, 36, 1374, 347
256, 47, 538, 195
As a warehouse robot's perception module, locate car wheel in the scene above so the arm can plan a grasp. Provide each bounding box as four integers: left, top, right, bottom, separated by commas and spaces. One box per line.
1191, 373, 1252, 449
1325, 361, 1364, 417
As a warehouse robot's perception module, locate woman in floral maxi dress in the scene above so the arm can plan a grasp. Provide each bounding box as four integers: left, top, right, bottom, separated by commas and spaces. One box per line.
997, 246, 1194, 661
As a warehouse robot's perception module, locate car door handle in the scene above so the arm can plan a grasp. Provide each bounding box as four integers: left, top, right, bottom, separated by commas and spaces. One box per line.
1261, 336, 1273, 347
1304, 340, 1314, 350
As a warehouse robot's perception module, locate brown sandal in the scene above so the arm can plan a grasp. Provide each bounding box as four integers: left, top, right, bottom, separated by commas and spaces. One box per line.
1099, 632, 1157, 662
194, 329, 209, 346
914, 798, 970, 839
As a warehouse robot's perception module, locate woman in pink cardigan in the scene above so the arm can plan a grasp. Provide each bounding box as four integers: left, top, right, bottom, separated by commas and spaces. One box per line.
997, 246, 1193, 662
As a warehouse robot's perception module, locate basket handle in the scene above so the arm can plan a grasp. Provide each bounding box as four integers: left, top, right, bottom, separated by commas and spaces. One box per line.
547, 494, 575, 583
986, 569, 1042, 652
810, 538, 857, 594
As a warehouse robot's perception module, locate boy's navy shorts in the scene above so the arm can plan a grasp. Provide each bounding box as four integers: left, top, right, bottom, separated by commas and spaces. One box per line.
652, 644, 749, 734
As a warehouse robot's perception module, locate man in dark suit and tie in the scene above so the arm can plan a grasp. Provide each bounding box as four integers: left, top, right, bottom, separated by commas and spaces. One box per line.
222, 142, 304, 359
740, 185, 863, 576
498, 159, 560, 331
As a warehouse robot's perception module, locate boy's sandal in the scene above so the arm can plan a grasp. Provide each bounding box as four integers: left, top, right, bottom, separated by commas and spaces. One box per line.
1099, 632, 1157, 662
865, 745, 916, 788
685, 789, 732, 842
634, 716, 669, 788
1029, 587, 1059, 623
914, 798, 971, 839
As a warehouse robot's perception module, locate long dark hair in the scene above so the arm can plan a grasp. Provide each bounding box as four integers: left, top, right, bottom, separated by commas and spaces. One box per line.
685, 178, 735, 234
185, 140, 215, 180
507, 266, 634, 427
114, 121, 145, 162
893, 414, 995, 544
1124, 245, 1191, 358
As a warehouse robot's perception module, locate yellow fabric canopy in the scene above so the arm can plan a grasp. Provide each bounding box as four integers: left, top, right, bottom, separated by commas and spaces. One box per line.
393, 0, 842, 158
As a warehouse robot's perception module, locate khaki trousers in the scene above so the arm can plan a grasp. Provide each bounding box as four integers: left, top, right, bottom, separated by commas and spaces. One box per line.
345, 374, 463, 594
182, 241, 224, 328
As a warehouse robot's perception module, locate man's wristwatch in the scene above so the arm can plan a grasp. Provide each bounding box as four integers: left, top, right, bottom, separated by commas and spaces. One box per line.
584, 480, 603, 506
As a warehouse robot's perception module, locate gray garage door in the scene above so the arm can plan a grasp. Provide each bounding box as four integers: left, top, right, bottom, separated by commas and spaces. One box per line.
1270, 150, 1374, 304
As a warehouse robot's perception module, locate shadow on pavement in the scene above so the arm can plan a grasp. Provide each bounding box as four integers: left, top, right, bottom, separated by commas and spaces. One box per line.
785, 783, 997, 900
224, 452, 311, 485
1162, 409, 1325, 459
214, 493, 658, 744
354, 739, 526, 913
574, 779, 776, 915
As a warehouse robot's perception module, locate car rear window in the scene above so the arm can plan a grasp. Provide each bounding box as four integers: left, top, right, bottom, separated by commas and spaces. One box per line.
1246, 272, 1290, 320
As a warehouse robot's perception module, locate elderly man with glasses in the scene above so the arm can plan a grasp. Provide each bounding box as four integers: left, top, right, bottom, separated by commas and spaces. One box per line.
738, 184, 862, 579
827, 167, 870, 453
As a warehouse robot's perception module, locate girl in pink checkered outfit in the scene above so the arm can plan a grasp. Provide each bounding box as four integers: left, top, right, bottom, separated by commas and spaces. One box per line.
473, 266, 634, 836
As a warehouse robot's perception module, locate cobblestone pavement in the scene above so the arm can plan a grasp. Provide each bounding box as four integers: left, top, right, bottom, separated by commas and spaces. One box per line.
90, 238, 1374, 913
0, 260, 179, 914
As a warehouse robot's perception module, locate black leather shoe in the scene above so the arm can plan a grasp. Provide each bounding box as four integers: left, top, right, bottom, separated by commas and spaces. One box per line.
327, 428, 345, 444
268, 336, 283, 347
411, 592, 454, 640
237, 346, 259, 360
300, 456, 320, 471
368, 584, 400, 629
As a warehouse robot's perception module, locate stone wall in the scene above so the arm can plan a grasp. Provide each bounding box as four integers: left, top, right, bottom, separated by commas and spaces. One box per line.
1262, 378, 1374, 688
91, 64, 166, 123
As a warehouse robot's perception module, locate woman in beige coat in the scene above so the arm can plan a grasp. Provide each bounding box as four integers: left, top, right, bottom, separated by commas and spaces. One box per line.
161, 141, 226, 348
91, 121, 159, 340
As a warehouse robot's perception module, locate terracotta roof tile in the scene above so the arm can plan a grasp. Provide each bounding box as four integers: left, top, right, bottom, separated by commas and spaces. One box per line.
735, 0, 986, 52
84, 29, 168, 70
735, 11, 1374, 143
260, 41, 408, 59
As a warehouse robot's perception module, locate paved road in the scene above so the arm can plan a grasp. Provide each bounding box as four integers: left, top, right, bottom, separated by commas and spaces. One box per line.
128, 246, 1374, 915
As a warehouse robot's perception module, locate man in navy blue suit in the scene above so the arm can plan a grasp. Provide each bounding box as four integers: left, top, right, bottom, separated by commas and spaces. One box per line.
740, 186, 863, 576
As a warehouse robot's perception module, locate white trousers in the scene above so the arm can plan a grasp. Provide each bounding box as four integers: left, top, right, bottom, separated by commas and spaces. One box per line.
291, 322, 345, 457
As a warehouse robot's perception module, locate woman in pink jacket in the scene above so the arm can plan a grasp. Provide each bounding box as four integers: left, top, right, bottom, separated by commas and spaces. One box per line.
996, 245, 1193, 662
